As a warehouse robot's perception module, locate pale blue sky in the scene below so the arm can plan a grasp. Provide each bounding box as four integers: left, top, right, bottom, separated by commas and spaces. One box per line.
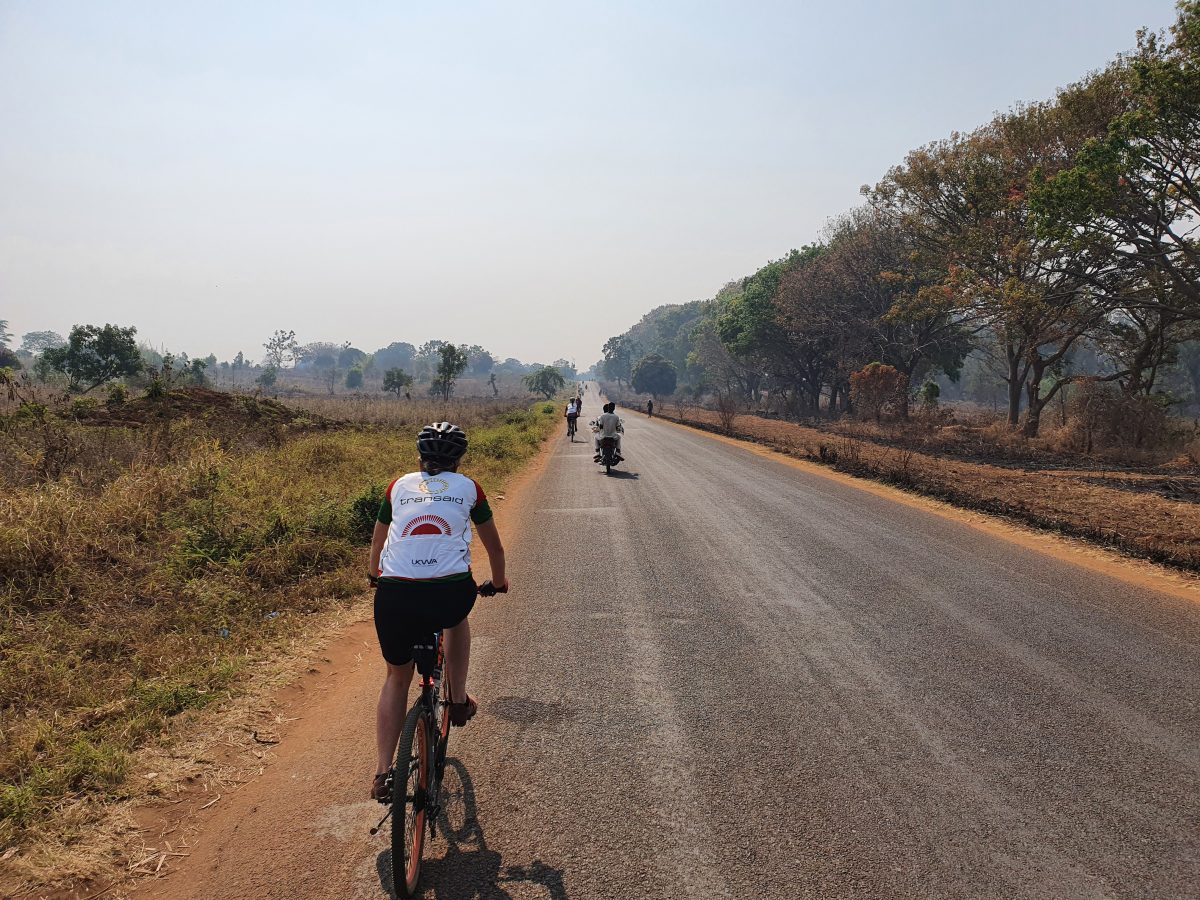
0, 0, 1178, 367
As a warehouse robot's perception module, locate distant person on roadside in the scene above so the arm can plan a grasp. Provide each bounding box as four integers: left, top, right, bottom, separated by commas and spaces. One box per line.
647, 399, 654, 418
367, 422, 509, 802
593, 401, 624, 461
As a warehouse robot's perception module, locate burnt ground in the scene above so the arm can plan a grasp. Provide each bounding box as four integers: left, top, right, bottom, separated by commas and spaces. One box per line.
69, 387, 339, 430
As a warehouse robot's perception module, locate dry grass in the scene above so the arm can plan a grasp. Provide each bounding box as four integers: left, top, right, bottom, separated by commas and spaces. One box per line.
646, 406, 1200, 570
0, 389, 558, 886
282, 394, 525, 428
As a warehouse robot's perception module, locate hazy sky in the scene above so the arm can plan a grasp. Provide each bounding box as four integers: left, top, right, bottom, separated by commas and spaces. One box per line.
0, 0, 1179, 367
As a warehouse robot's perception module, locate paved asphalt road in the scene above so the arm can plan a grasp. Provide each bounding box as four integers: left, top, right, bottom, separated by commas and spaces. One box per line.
139, 390, 1200, 900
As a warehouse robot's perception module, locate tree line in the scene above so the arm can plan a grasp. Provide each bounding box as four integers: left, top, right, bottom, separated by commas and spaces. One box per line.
600, 2, 1200, 438
0, 320, 578, 402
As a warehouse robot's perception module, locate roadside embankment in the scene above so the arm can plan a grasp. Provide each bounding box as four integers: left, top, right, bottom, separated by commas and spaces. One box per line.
641, 406, 1200, 571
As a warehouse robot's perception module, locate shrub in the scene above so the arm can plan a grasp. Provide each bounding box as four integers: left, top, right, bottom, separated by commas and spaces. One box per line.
106, 382, 129, 407
69, 397, 99, 417
1067, 381, 1172, 452
1185, 438, 1200, 467
145, 376, 167, 400
849, 363, 904, 422
715, 390, 741, 433
347, 483, 387, 542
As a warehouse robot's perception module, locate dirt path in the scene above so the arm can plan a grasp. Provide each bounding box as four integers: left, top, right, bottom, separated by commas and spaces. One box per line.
95, 389, 1200, 898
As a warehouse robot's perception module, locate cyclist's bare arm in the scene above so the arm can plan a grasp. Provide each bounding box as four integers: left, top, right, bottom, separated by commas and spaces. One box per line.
369, 520, 387, 577
476, 518, 508, 591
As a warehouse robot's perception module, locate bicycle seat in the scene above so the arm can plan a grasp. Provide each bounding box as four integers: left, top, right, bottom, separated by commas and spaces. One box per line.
412, 632, 440, 676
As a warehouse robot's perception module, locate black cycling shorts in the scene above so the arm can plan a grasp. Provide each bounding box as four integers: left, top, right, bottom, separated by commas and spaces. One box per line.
373, 577, 477, 666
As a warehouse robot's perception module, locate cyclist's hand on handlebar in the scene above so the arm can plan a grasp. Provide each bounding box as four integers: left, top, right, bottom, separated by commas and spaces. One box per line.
478, 577, 510, 596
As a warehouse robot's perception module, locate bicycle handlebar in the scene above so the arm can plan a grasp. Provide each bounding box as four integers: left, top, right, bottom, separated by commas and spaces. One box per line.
368, 575, 509, 596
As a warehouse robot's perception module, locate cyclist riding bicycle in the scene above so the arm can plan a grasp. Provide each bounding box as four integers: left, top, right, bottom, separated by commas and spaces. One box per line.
565, 397, 580, 436
367, 421, 509, 801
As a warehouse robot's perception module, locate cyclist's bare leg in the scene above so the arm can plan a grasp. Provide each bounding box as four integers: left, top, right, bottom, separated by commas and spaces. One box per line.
375, 661, 414, 773
443, 618, 471, 705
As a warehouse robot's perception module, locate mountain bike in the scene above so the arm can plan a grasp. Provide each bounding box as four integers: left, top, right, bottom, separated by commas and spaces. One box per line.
370, 580, 506, 897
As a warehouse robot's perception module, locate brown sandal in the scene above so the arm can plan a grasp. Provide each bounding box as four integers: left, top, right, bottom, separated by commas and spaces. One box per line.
370, 771, 391, 803
448, 695, 478, 727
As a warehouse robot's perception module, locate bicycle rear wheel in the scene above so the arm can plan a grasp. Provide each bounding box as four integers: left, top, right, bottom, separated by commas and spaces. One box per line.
391, 707, 430, 898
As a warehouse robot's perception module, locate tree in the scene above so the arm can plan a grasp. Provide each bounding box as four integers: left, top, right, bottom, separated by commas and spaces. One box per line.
782, 209, 972, 419
339, 346, 367, 370
488, 372, 499, 396
295, 341, 344, 393
465, 345, 495, 376
1035, 4, 1200, 310
184, 358, 208, 386
373, 342, 416, 372
231, 351, 246, 387
850, 362, 905, 422
631, 354, 678, 398
1032, 8, 1200, 399
869, 86, 1124, 435
0, 322, 18, 370
42, 324, 143, 392
431, 344, 469, 401
711, 250, 828, 412
601, 336, 635, 388
345, 367, 364, 389
263, 329, 297, 369
256, 367, 278, 390
523, 366, 567, 399
383, 367, 414, 397
20, 330, 66, 354
296, 341, 339, 370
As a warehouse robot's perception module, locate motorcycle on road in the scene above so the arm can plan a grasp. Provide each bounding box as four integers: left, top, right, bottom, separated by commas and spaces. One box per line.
597, 436, 620, 475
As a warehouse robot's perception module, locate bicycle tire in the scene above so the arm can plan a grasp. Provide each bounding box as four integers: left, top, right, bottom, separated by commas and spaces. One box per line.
435, 684, 451, 780
392, 706, 430, 898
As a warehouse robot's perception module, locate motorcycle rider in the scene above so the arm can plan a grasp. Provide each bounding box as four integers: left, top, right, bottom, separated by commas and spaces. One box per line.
592, 401, 624, 462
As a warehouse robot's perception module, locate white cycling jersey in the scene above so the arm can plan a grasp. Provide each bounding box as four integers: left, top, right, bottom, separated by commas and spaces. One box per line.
377, 471, 491, 581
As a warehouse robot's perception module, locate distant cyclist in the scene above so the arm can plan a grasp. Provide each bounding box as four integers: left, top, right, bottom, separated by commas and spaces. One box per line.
565, 397, 580, 437
367, 422, 509, 801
